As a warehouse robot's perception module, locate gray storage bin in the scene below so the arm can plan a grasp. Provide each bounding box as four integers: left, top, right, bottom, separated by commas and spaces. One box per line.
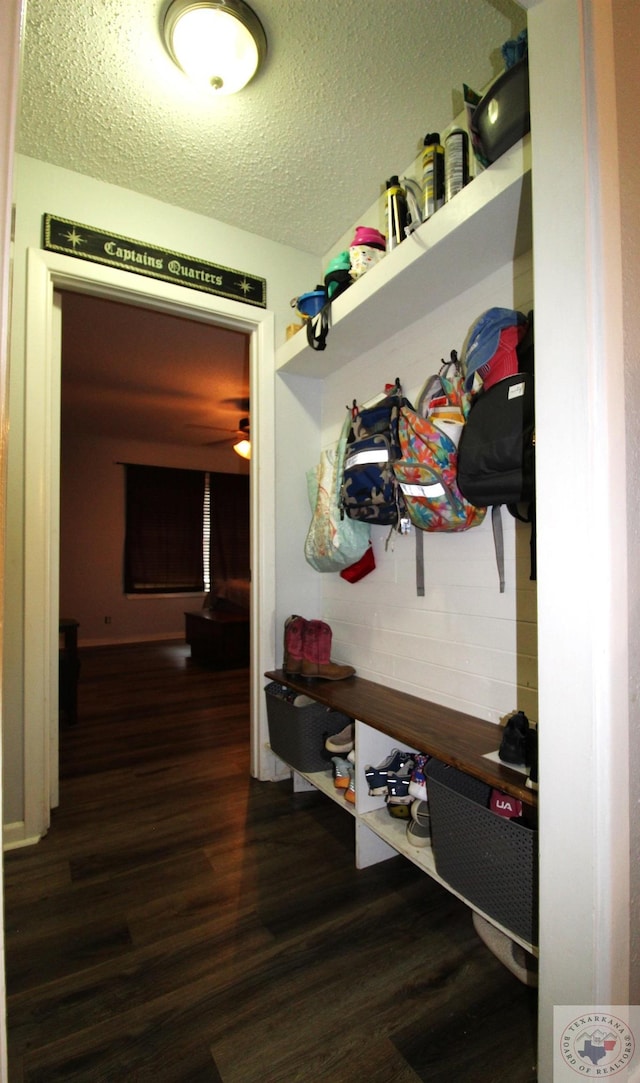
472, 57, 530, 163
426, 758, 538, 945
265, 682, 352, 772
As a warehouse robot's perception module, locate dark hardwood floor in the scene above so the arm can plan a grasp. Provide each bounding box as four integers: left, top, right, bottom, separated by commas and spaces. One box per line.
4, 641, 538, 1082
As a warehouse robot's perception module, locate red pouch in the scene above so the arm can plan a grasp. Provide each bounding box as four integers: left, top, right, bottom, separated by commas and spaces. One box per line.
490, 789, 523, 819
340, 543, 375, 583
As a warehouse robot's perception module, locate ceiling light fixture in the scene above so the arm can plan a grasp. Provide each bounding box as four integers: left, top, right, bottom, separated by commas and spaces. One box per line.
232, 417, 251, 459
233, 438, 251, 460
163, 0, 267, 95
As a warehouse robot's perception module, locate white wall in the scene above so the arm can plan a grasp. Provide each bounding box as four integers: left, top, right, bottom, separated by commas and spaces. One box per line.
12, 156, 319, 346
59, 432, 249, 646
4, 155, 319, 833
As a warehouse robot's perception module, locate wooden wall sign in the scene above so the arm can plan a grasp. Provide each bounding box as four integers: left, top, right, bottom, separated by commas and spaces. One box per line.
43, 214, 267, 308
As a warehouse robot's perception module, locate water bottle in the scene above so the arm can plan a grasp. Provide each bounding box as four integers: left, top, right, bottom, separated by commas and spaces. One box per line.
422, 132, 444, 219
385, 176, 408, 252
444, 128, 470, 202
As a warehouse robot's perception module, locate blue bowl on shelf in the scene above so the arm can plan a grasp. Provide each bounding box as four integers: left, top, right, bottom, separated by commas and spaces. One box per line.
296, 288, 327, 318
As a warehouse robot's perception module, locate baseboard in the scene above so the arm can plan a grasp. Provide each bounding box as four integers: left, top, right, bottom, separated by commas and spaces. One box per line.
3, 822, 43, 850
80, 632, 185, 648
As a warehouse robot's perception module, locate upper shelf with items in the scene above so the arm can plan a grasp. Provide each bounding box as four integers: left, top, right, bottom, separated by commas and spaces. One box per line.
276, 134, 532, 380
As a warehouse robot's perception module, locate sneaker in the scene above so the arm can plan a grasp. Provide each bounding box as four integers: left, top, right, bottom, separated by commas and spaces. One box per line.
344, 764, 356, 805
365, 750, 414, 795
472, 912, 538, 987
411, 799, 431, 828
385, 773, 414, 819
498, 710, 529, 766
325, 723, 355, 755
386, 773, 413, 802
406, 818, 431, 847
331, 756, 351, 790
408, 753, 429, 801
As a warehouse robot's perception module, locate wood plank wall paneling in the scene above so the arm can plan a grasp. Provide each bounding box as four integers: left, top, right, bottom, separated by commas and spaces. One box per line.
317, 256, 537, 727
4, 642, 537, 1082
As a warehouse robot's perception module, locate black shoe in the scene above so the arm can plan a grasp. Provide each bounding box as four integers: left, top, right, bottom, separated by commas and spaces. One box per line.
499, 710, 529, 766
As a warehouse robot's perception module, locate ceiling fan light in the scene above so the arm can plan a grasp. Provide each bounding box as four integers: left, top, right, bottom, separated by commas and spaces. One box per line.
233, 438, 251, 459
164, 0, 266, 95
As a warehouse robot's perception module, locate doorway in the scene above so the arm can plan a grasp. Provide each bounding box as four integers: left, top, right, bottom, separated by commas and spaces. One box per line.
58, 288, 252, 789
19, 246, 276, 845
59, 290, 251, 643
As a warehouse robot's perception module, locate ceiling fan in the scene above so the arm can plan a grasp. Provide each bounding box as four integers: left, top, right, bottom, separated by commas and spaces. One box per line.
189, 416, 251, 458
228, 416, 251, 459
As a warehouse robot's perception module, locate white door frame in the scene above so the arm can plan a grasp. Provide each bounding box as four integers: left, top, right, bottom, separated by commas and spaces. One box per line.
528, 2, 629, 1078
23, 246, 276, 843
0, 0, 23, 1074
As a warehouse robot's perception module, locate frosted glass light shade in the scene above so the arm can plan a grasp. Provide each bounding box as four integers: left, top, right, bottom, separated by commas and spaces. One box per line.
233, 438, 251, 459
164, 0, 266, 95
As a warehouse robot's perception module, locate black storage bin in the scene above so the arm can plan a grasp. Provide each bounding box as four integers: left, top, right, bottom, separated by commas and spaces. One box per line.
264, 682, 352, 772
426, 758, 538, 944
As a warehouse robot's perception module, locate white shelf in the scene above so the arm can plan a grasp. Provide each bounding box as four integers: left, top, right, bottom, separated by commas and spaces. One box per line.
296, 765, 357, 817
276, 135, 532, 378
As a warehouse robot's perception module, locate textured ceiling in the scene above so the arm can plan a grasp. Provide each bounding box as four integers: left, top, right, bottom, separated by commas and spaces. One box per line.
21, 0, 526, 450
18, 0, 527, 257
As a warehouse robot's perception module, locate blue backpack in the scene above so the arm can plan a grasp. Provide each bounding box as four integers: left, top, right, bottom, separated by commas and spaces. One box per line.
340, 380, 405, 528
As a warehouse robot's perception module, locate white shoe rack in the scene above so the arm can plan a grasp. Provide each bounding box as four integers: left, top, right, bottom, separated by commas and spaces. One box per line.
288, 717, 537, 957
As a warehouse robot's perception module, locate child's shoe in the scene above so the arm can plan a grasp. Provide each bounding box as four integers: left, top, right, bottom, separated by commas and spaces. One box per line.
408, 753, 429, 801
331, 756, 352, 790
325, 722, 355, 755
344, 764, 356, 805
406, 818, 431, 847
385, 773, 413, 818
365, 750, 413, 795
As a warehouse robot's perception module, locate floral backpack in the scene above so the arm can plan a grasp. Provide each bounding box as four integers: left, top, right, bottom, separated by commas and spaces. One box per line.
393, 352, 486, 535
